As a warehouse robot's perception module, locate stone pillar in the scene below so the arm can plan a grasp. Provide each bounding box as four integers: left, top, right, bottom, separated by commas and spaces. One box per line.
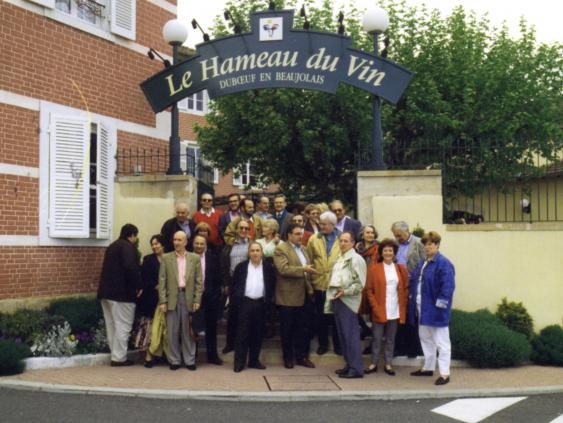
357, 170, 444, 238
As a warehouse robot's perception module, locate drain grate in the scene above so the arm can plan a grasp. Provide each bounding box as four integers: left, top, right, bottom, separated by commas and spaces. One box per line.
265, 375, 341, 391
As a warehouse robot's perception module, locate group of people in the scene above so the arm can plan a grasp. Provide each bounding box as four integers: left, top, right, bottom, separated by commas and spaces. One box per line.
97, 192, 455, 386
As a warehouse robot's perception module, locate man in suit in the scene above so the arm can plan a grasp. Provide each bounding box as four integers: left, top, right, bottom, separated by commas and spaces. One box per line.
218, 193, 241, 238
391, 220, 426, 358
231, 242, 276, 372
273, 194, 293, 241
307, 211, 342, 355
97, 223, 142, 367
161, 202, 192, 253
273, 223, 317, 369
330, 200, 362, 241
158, 230, 203, 370
191, 234, 223, 365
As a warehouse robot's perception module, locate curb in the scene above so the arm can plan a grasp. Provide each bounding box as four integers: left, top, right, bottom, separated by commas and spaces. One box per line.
1, 379, 562, 401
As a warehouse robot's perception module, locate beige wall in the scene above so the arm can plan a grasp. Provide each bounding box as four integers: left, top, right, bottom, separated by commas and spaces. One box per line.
114, 175, 198, 257
358, 170, 563, 330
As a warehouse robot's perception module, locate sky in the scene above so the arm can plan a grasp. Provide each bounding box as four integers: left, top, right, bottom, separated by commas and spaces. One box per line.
178, 0, 562, 48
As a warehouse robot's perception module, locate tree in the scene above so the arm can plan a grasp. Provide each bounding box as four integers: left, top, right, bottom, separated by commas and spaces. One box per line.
196, 0, 563, 203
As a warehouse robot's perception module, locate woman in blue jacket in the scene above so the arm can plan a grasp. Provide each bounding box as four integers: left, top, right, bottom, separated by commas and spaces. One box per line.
408, 231, 455, 386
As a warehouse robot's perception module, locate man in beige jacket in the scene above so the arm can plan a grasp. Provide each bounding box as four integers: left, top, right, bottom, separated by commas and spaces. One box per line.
159, 231, 202, 370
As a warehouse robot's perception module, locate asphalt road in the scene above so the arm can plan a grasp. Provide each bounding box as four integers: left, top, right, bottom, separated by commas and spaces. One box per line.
1, 389, 562, 423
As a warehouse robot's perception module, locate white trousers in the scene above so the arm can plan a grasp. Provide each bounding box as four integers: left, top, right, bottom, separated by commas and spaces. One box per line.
101, 299, 135, 362
418, 324, 451, 376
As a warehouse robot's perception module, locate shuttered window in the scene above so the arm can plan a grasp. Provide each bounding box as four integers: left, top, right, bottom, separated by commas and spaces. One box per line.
49, 116, 90, 238
110, 0, 136, 40
48, 115, 114, 239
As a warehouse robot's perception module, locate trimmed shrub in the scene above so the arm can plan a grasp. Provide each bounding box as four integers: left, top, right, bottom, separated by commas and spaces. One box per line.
531, 325, 563, 366
0, 339, 31, 376
0, 309, 62, 344
495, 297, 534, 340
47, 297, 103, 333
450, 309, 532, 368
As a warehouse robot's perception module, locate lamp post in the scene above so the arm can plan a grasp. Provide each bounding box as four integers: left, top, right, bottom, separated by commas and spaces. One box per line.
162, 19, 188, 175
362, 6, 389, 170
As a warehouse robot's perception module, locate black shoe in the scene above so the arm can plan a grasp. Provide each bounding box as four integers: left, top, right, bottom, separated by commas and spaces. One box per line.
169, 364, 181, 370
207, 357, 224, 365
364, 365, 377, 374
222, 345, 234, 354
284, 360, 294, 369
317, 346, 329, 355
186, 364, 197, 371
333, 347, 342, 356
435, 376, 450, 385
338, 371, 363, 379
143, 360, 154, 368
335, 366, 349, 375
110, 360, 134, 367
411, 369, 433, 376
384, 366, 396, 376
296, 358, 315, 368
248, 361, 266, 370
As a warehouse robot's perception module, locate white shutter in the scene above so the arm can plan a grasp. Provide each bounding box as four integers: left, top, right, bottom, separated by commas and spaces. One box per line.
110, 0, 136, 40
49, 116, 90, 238
96, 123, 111, 239
28, 0, 55, 8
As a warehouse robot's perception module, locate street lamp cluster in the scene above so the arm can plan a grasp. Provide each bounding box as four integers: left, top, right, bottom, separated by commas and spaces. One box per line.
155, 5, 390, 175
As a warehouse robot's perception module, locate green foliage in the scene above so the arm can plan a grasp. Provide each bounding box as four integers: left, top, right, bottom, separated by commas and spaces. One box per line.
495, 297, 534, 340
198, 0, 562, 202
379, 0, 563, 197
531, 325, 563, 366
450, 309, 531, 368
47, 297, 103, 333
0, 309, 62, 344
411, 223, 424, 238
0, 340, 30, 376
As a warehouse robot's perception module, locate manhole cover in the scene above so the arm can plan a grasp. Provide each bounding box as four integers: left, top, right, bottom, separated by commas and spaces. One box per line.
265, 375, 340, 391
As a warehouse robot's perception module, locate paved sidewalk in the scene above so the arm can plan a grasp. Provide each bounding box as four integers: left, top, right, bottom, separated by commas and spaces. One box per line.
1, 352, 562, 401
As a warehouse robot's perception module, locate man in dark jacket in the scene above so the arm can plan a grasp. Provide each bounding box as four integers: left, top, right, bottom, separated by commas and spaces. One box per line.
97, 223, 142, 366
231, 241, 276, 372
161, 202, 192, 252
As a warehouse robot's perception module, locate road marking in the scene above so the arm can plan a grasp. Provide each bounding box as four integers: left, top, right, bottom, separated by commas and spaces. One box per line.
431, 397, 527, 423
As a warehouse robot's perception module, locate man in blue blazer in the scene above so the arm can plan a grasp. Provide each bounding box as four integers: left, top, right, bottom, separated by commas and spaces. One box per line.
330, 200, 362, 241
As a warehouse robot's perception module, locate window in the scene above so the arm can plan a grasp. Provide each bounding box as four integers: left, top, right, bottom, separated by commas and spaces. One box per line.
233, 162, 255, 187
181, 142, 219, 186
40, 103, 116, 245
34, 0, 136, 41
178, 90, 209, 115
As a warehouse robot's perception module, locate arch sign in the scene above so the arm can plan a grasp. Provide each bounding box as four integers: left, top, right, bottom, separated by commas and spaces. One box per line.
141, 9, 413, 113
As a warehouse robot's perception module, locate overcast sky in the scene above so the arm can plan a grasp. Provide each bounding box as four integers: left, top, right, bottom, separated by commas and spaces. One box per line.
178, 0, 562, 47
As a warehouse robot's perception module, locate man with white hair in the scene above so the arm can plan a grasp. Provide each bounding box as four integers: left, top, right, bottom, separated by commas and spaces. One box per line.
306, 211, 342, 355
391, 220, 425, 358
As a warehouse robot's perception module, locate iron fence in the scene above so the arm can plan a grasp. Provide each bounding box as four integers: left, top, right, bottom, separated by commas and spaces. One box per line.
115, 147, 215, 188
357, 144, 563, 224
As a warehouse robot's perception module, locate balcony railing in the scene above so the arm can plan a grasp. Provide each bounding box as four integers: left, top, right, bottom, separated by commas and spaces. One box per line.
115, 148, 215, 187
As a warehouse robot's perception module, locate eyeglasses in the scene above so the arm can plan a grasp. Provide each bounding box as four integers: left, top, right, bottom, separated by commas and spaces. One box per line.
201, 198, 212, 202
332, 209, 343, 212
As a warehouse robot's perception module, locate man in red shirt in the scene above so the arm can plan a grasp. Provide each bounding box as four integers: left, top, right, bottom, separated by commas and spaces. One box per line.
192, 192, 223, 249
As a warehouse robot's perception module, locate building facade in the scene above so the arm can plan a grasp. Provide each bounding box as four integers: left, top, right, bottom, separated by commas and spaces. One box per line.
0, 0, 180, 304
